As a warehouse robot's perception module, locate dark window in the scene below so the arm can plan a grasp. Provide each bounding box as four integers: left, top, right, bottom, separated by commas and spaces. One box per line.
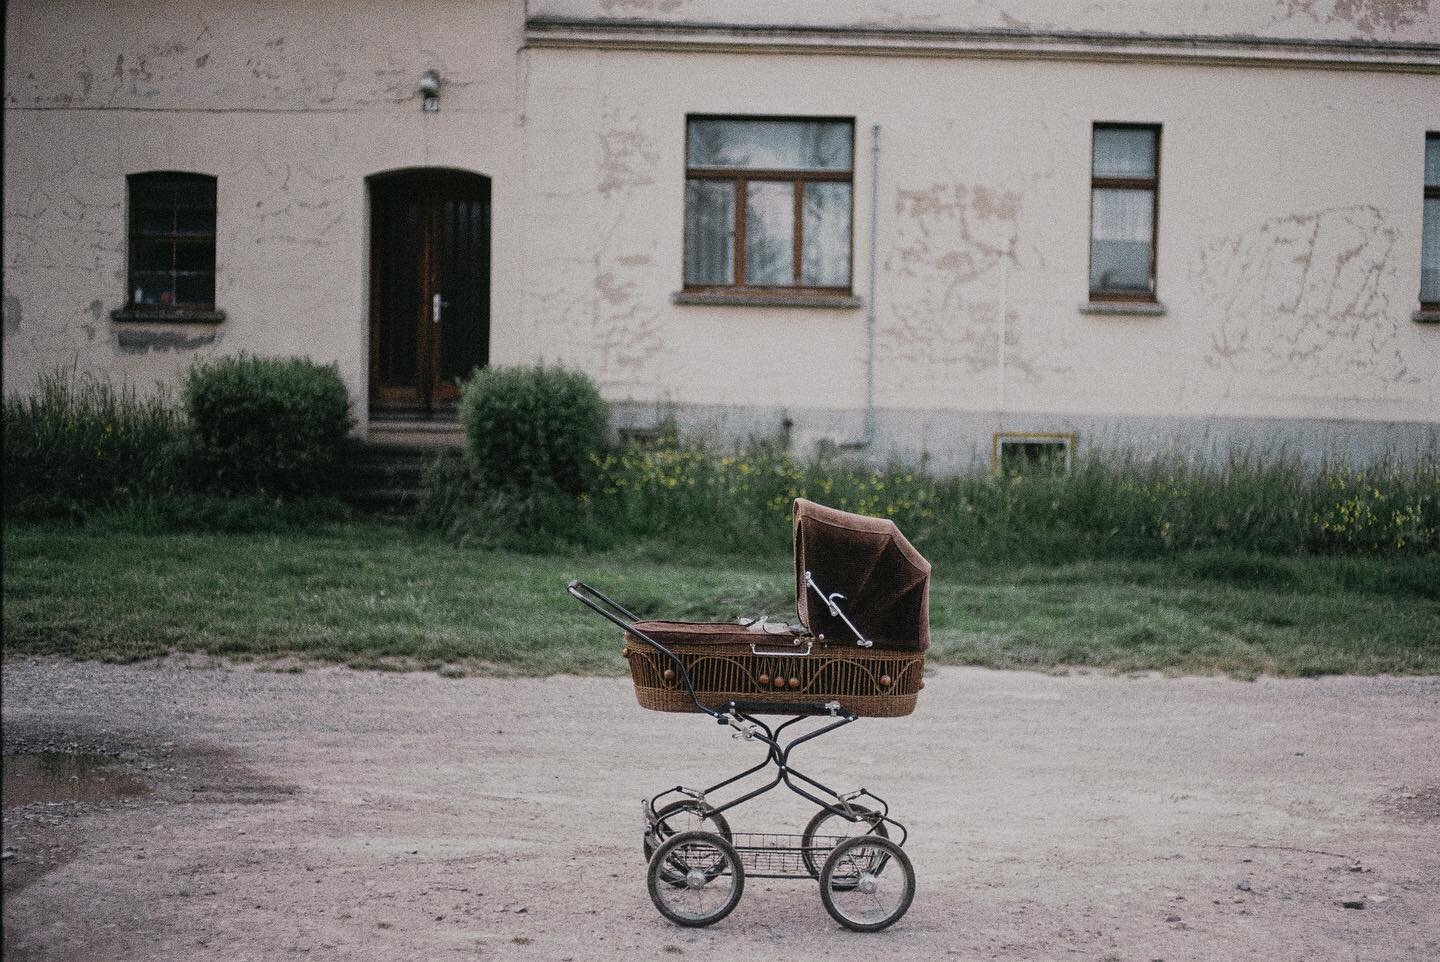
994, 433, 1074, 474
684, 116, 854, 294
1089, 124, 1160, 301
1423, 133, 1440, 309
127, 172, 217, 310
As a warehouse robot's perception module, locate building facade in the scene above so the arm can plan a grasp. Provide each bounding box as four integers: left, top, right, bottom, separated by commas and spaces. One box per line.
5, 1, 1439, 468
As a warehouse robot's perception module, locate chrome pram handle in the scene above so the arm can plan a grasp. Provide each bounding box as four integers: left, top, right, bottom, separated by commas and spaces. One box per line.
749, 641, 814, 657
803, 571, 873, 648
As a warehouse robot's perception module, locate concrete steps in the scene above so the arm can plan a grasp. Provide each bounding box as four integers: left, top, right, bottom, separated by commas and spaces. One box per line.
342, 416, 464, 515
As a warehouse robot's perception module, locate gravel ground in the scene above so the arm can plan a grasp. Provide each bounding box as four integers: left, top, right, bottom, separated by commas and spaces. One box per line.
2, 659, 1438, 961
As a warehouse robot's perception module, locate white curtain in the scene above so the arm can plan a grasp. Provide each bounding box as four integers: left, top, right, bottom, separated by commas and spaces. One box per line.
684, 180, 734, 285
745, 182, 794, 285
1090, 188, 1153, 292
689, 119, 852, 172
1092, 127, 1156, 178
1423, 196, 1440, 303
803, 182, 852, 287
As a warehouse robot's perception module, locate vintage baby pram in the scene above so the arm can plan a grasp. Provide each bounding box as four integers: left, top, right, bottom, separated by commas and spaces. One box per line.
567, 498, 929, 930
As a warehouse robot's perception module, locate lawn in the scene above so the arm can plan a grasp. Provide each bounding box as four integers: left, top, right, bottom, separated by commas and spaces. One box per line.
3, 521, 1437, 677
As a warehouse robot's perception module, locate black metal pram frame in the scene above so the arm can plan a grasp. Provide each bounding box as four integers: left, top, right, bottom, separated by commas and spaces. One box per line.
568, 579, 918, 931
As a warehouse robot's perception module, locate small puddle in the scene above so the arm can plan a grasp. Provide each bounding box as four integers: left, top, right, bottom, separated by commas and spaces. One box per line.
2, 753, 150, 808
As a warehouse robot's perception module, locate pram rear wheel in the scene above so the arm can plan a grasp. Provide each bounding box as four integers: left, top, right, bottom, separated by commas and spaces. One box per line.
644, 800, 733, 887
647, 830, 745, 927
800, 804, 889, 883
819, 835, 914, 932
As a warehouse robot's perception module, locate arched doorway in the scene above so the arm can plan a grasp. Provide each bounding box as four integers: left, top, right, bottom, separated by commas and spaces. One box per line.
368, 168, 491, 415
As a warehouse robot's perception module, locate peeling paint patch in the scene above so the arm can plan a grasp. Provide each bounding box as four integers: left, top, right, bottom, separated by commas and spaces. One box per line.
3, 295, 21, 336
880, 181, 1069, 391
597, 114, 659, 197
115, 329, 219, 355
1197, 206, 1412, 386
1275, 0, 1428, 34
599, 0, 692, 12
83, 299, 103, 341
882, 182, 1019, 369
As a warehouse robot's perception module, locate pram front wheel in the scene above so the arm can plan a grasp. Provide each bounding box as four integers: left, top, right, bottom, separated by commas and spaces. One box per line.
800, 804, 889, 882
819, 835, 915, 932
647, 830, 745, 927
644, 800, 733, 887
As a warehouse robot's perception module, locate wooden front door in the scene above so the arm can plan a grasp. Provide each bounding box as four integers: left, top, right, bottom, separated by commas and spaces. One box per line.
369, 170, 491, 414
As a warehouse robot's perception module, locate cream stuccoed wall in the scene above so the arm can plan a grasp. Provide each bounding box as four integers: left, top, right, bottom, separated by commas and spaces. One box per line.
3, 0, 527, 432
5, 1, 1439, 463
530, 0, 1440, 42
520, 44, 1440, 459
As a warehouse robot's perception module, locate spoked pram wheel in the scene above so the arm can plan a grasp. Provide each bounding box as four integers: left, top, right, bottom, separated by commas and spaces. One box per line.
818, 835, 915, 932
644, 800, 733, 887
800, 804, 889, 883
647, 830, 745, 927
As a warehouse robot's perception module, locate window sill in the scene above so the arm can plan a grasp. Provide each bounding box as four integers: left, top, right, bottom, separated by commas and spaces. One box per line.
673, 290, 863, 309
111, 307, 226, 324
1079, 300, 1166, 317
1414, 308, 1440, 324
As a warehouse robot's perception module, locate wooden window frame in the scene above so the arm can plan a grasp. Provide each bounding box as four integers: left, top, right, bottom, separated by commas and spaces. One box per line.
1088, 123, 1161, 304
1423, 132, 1440, 312
125, 171, 218, 314
683, 114, 856, 299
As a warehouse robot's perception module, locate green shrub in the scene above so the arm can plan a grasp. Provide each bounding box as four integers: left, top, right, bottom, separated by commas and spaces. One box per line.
3, 371, 184, 519
458, 364, 607, 494
183, 355, 354, 496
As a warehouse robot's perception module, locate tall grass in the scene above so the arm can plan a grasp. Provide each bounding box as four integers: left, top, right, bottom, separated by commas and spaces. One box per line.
425, 440, 1439, 562
3, 372, 185, 519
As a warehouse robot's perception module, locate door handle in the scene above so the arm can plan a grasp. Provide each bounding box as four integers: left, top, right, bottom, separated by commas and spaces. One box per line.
432, 293, 443, 325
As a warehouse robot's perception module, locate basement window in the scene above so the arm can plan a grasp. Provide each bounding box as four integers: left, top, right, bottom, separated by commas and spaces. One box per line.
993, 433, 1075, 474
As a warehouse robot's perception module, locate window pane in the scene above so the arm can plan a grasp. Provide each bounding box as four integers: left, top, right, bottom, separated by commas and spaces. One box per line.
176, 271, 215, 306
684, 180, 735, 285
1423, 196, 1440, 303
1090, 188, 1153, 292
1426, 135, 1440, 188
175, 206, 216, 236
802, 182, 851, 287
133, 239, 173, 272
745, 181, 795, 286
131, 270, 175, 305
133, 205, 174, 236
689, 119, 852, 171
1093, 127, 1156, 178
174, 242, 214, 272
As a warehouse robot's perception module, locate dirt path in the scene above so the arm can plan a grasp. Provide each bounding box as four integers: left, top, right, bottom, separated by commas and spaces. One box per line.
2, 660, 1437, 961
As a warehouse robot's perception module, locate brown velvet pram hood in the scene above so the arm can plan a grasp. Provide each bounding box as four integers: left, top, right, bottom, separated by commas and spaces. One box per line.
792, 499, 931, 652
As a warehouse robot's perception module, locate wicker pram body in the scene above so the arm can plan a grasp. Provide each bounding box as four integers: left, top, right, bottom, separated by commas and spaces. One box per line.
622, 623, 925, 717
615, 499, 932, 718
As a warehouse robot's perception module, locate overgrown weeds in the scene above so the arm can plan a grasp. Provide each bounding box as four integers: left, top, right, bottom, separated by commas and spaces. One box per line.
421, 439, 1439, 564
2, 371, 185, 519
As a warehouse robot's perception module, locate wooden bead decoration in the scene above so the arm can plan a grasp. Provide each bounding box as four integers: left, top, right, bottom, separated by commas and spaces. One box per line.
879, 674, 892, 688
662, 668, 675, 681
774, 676, 786, 689
757, 673, 770, 686
788, 677, 800, 689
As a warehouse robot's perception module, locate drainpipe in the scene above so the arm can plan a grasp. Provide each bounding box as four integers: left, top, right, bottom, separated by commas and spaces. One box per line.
840, 123, 880, 451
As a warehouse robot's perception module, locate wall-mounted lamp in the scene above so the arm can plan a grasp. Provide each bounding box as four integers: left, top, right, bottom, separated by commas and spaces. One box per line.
419, 69, 441, 112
